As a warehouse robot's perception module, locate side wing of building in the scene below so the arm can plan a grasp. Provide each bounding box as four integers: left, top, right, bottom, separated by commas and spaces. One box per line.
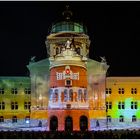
106, 77, 140, 129
0, 76, 31, 128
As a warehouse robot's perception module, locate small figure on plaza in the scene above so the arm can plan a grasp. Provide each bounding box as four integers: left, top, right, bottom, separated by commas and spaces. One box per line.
96, 120, 100, 128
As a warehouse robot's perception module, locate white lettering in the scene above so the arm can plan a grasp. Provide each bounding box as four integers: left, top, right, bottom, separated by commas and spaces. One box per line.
56, 72, 79, 80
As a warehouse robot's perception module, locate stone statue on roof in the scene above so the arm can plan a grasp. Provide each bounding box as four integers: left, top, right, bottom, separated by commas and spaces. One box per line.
30, 56, 36, 62
100, 56, 106, 63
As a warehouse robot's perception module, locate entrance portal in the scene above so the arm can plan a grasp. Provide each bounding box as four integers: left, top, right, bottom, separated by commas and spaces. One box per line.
80, 115, 88, 131
65, 116, 73, 131
50, 116, 58, 131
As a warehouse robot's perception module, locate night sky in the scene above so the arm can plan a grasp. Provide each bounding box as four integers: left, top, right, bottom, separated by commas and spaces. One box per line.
0, 1, 140, 77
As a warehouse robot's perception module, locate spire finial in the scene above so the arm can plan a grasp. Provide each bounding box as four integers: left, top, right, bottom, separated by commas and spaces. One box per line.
62, 5, 73, 20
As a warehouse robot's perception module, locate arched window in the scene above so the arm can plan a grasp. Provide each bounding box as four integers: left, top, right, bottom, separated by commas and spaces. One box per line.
84, 89, 87, 102
56, 47, 59, 55
49, 89, 53, 101
78, 89, 82, 101
65, 116, 73, 131
64, 89, 68, 102
132, 115, 137, 122
50, 116, 58, 131
119, 115, 124, 122
69, 89, 73, 101
76, 47, 80, 55
25, 116, 30, 124
12, 116, 17, 123
54, 89, 58, 102
0, 116, 4, 123
107, 115, 111, 123
80, 115, 88, 131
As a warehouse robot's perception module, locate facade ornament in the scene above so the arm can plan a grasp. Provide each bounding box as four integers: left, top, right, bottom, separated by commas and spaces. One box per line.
30, 56, 36, 63
100, 56, 106, 63
65, 40, 72, 49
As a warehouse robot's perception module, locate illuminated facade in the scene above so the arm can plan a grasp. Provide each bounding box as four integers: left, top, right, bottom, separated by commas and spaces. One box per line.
0, 8, 140, 131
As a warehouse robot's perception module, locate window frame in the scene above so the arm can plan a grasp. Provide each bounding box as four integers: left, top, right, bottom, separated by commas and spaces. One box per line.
107, 115, 111, 123
24, 88, 31, 94
106, 101, 112, 109
0, 101, 5, 110
131, 88, 137, 94
118, 101, 125, 109
12, 116, 17, 123
11, 88, 18, 94
106, 88, 112, 94
132, 115, 137, 122
118, 88, 125, 94
131, 101, 138, 109
119, 115, 124, 122
24, 101, 31, 110
0, 88, 4, 94
0, 116, 4, 123
11, 101, 18, 110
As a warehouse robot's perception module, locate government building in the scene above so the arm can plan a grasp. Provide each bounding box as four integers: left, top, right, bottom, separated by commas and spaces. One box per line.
0, 8, 140, 131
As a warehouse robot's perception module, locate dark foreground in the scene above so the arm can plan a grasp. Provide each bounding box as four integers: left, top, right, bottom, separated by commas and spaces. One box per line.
0, 129, 140, 139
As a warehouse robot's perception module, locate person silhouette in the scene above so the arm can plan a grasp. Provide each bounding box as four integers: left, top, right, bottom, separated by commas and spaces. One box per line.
96, 120, 100, 128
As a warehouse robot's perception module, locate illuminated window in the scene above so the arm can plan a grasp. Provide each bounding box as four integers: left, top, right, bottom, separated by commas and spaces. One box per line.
106, 102, 112, 109
0, 88, 4, 94
25, 116, 30, 124
0, 116, 4, 123
24, 88, 31, 94
76, 47, 80, 55
24, 102, 31, 110
49, 89, 53, 101
12, 116, 17, 123
11, 88, 18, 94
0, 102, 5, 110
106, 88, 112, 94
64, 89, 68, 102
131, 101, 137, 109
65, 80, 72, 87
118, 88, 124, 94
78, 89, 82, 101
69, 89, 73, 101
11, 102, 18, 110
56, 72, 63, 80
107, 115, 111, 123
132, 115, 137, 122
131, 88, 137, 94
56, 47, 59, 55
84, 89, 87, 102
54, 89, 58, 102
118, 101, 125, 109
119, 115, 124, 122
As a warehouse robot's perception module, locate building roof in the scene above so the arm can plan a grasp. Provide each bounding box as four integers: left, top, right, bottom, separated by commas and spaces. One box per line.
106, 76, 140, 82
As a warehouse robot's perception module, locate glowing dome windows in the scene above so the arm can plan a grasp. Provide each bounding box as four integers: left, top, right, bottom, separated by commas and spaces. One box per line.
50, 21, 87, 34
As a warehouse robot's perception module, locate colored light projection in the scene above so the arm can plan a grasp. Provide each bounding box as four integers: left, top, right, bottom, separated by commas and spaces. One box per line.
0, 77, 31, 129
26, 56, 109, 131
1, 9, 140, 131
106, 77, 140, 129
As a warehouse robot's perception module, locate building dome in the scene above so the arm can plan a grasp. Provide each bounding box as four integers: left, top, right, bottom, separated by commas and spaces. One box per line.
50, 21, 87, 34
49, 5, 87, 34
